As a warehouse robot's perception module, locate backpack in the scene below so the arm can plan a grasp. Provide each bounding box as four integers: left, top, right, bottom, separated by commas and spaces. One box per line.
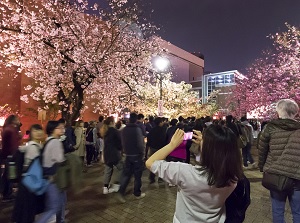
21, 156, 49, 195
21, 139, 54, 195
239, 124, 251, 143
62, 127, 76, 154
225, 175, 251, 223
86, 127, 94, 143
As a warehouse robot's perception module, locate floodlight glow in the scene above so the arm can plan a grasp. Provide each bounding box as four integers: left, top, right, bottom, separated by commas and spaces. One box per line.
0, 117, 5, 126
154, 57, 169, 71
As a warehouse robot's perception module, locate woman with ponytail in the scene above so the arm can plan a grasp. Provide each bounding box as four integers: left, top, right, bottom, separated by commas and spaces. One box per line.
100, 117, 123, 194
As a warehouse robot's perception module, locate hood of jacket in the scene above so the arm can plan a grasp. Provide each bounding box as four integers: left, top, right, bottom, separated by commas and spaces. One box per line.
269, 118, 300, 131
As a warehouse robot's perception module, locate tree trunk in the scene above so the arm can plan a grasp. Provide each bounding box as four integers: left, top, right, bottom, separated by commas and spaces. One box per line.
58, 85, 84, 125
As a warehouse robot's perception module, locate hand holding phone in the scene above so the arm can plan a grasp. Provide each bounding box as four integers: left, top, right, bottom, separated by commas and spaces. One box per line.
192, 130, 203, 145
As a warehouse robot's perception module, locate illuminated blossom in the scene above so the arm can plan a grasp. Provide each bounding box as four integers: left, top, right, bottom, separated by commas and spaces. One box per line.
231, 24, 300, 119
0, 0, 163, 123
130, 74, 218, 118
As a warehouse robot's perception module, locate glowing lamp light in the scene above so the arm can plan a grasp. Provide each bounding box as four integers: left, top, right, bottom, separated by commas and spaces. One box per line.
0, 117, 5, 126
124, 112, 130, 119
110, 113, 118, 123
154, 57, 169, 72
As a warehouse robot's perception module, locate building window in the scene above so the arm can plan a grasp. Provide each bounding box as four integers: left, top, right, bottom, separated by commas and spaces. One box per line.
204, 72, 236, 103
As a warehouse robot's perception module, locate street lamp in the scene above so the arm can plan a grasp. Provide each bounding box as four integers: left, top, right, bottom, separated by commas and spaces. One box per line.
154, 57, 170, 116
154, 57, 169, 73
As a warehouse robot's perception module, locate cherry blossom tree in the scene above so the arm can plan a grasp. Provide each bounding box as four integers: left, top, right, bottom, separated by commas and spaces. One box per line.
0, 0, 162, 123
130, 74, 217, 118
0, 104, 15, 118
231, 24, 300, 118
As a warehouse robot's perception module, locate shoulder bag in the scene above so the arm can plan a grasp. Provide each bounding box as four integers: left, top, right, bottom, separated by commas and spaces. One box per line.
262, 172, 295, 192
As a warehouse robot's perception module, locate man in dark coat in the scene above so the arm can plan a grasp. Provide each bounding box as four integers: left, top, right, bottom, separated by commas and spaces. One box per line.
118, 113, 145, 203
147, 117, 167, 183
1, 115, 22, 202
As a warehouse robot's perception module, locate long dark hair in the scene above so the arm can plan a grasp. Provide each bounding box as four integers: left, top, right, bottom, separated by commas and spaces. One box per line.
3, 115, 18, 128
199, 125, 243, 188
100, 116, 114, 137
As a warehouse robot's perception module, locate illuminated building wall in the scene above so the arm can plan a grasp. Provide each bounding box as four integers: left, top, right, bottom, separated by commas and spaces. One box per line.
202, 70, 245, 108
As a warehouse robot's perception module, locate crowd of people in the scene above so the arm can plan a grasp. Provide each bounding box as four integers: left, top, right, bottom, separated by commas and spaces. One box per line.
1, 98, 300, 223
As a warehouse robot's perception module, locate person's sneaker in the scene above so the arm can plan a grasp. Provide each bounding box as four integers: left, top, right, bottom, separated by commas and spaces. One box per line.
149, 179, 155, 184
1, 197, 14, 203
135, 193, 146, 200
47, 214, 56, 223
158, 178, 164, 183
1, 195, 15, 203
251, 162, 257, 169
86, 164, 93, 167
116, 193, 126, 203
243, 165, 250, 170
103, 187, 115, 194
169, 183, 176, 187
111, 184, 120, 192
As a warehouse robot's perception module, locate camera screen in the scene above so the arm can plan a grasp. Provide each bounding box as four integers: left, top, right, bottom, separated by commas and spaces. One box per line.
183, 132, 193, 140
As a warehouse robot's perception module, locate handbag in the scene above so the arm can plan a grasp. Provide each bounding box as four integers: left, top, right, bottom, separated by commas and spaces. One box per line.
262, 172, 295, 192
237, 135, 247, 148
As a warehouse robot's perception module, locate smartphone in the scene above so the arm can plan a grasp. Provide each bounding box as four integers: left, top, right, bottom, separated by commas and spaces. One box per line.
183, 132, 193, 140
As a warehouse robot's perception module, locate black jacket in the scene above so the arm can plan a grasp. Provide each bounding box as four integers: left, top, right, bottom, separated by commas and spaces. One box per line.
147, 126, 167, 151
121, 123, 144, 156
226, 122, 239, 137
225, 175, 251, 223
166, 126, 178, 143
103, 127, 122, 166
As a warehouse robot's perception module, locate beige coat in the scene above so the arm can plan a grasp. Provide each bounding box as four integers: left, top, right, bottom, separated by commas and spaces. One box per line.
73, 127, 85, 157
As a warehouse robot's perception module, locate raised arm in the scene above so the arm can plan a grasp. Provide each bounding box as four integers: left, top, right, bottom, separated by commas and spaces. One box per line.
145, 129, 184, 169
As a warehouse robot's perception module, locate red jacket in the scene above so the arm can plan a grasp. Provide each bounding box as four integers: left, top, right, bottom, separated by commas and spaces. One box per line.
1, 125, 21, 159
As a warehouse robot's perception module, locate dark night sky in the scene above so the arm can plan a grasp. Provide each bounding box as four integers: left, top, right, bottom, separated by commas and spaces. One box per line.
94, 0, 300, 73
141, 0, 300, 73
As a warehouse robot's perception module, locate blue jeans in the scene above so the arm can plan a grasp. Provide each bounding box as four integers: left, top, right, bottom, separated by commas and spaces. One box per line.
270, 189, 300, 223
119, 155, 144, 197
242, 142, 254, 167
36, 183, 66, 223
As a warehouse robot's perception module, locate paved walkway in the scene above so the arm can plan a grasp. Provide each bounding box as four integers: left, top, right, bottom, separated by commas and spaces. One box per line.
0, 158, 293, 223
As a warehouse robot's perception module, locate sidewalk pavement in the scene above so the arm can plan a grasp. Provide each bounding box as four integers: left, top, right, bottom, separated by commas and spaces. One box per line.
0, 158, 293, 223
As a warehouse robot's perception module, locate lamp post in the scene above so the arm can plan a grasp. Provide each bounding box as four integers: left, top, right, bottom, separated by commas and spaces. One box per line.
154, 57, 170, 116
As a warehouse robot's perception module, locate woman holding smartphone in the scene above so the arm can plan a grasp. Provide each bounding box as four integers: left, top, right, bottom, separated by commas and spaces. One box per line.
146, 125, 243, 223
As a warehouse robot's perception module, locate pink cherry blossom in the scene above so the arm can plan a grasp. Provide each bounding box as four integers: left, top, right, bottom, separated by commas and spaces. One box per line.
0, 0, 164, 123
230, 24, 300, 119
